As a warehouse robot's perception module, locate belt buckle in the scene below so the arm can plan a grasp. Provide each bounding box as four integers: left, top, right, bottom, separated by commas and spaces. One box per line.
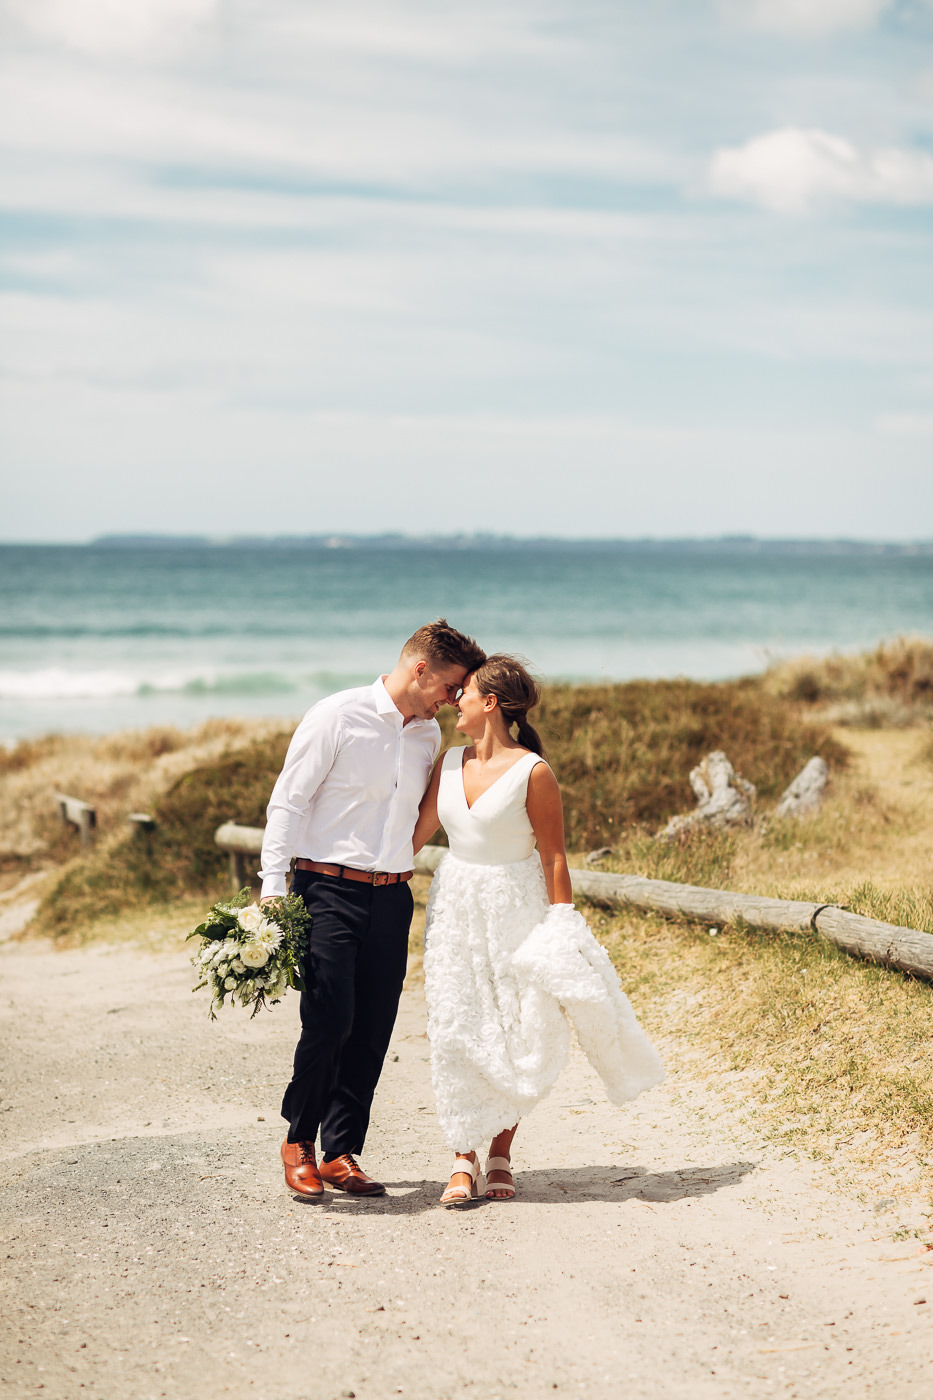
372, 871, 389, 886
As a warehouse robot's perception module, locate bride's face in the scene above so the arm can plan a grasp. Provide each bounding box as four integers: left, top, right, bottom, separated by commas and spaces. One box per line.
454, 675, 491, 735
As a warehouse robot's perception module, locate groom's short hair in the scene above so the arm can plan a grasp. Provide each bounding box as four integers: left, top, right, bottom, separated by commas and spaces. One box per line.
401, 619, 485, 673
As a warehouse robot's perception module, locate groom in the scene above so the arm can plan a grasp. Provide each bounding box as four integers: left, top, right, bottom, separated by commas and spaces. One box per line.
259, 619, 485, 1199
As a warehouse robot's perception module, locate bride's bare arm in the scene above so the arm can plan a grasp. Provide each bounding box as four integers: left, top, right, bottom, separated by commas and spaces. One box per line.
412, 756, 444, 854
526, 763, 574, 904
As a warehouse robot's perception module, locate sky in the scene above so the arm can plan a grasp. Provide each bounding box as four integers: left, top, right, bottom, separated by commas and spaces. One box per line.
1, 0, 932, 542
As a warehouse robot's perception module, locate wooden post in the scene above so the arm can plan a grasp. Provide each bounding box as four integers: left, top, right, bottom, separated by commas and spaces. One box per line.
214, 822, 266, 892
55, 793, 97, 848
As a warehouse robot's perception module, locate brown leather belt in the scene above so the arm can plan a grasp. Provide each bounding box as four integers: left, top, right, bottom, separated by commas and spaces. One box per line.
295, 860, 413, 886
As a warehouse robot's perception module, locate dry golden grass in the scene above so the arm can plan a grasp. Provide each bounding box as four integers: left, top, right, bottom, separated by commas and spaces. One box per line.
594, 903, 933, 1191
762, 635, 933, 728
587, 725, 933, 918
0, 716, 290, 889
571, 719, 933, 1192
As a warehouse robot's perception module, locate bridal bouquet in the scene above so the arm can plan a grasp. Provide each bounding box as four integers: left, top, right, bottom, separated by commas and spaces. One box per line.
187, 888, 312, 1019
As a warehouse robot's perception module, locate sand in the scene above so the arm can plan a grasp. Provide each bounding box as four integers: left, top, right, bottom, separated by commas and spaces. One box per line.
1, 931, 932, 1400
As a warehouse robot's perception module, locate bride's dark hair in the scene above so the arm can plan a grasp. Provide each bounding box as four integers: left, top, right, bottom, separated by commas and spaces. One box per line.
472, 654, 546, 758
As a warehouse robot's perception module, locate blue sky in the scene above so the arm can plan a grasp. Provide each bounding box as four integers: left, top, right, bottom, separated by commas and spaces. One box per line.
1, 0, 932, 541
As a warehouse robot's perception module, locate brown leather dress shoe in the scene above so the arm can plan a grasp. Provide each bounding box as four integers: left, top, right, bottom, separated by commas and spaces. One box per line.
318, 1153, 386, 1196
281, 1140, 324, 1199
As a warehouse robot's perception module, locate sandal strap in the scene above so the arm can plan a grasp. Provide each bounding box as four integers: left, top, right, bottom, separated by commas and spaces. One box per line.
484, 1156, 512, 1175
452, 1155, 479, 1181
441, 1183, 473, 1201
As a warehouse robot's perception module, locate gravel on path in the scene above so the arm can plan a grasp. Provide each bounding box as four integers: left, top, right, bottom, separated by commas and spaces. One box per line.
1, 938, 931, 1400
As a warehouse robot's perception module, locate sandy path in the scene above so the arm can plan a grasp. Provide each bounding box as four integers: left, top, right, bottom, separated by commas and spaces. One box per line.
1, 937, 931, 1400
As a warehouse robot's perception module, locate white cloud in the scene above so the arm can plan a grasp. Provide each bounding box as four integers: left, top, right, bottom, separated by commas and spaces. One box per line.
0, 59, 673, 191
876, 413, 933, 435
708, 127, 933, 212
1, 0, 218, 55
721, 0, 894, 37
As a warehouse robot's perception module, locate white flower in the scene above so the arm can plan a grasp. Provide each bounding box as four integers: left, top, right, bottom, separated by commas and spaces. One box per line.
211, 946, 226, 967
238, 904, 275, 937
240, 943, 269, 969
224, 975, 237, 990
232, 958, 246, 974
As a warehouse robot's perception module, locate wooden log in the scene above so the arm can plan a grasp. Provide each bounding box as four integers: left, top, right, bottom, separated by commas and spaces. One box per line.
812, 906, 933, 981
55, 792, 97, 848
221, 834, 933, 983
566, 867, 823, 933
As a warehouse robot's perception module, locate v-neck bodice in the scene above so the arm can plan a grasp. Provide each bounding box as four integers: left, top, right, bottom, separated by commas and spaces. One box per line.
436, 746, 545, 865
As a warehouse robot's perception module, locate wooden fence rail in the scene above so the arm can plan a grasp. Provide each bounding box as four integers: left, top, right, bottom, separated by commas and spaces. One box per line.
213, 826, 933, 983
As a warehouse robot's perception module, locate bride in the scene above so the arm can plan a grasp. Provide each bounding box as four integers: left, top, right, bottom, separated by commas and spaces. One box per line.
413, 654, 664, 1207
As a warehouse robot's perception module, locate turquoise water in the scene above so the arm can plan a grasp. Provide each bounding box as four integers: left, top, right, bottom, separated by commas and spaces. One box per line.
1, 541, 931, 742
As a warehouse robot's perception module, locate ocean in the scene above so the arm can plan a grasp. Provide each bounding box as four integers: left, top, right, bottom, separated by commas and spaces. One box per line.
1, 539, 931, 744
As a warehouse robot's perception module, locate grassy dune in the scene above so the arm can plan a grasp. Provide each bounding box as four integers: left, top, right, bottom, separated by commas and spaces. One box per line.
4, 640, 933, 1186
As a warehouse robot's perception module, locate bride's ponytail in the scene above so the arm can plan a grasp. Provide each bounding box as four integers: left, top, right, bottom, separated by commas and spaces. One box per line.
473, 654, 547, 760
514, 714, 545, 758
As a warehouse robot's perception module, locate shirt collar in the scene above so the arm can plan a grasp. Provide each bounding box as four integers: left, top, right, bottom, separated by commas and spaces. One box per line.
373, 675, 406, 723
373, 675, 433, 728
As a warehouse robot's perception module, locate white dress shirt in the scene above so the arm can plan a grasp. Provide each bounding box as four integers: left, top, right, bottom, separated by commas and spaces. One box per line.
258, 677, 441, 899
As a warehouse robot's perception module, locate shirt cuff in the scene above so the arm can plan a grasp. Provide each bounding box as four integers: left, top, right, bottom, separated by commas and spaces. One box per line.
260, 874, 288, 900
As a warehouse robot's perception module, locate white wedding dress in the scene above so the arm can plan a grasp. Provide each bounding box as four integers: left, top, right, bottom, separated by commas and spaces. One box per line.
423, 746, 665, 1151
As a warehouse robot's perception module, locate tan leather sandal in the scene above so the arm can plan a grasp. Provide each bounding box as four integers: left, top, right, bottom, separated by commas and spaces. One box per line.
440, 1155, 481, 1208
484, 1155, 515, 1200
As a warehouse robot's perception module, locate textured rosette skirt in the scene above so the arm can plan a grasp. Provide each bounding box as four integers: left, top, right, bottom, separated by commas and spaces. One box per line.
423, 850, 664, 1151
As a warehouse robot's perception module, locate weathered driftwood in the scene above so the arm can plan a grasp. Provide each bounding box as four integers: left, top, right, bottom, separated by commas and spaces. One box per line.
775, 756, 829, 818
657, 750, 755, 839
212, 827, 933, 983
55, 792, 97, 848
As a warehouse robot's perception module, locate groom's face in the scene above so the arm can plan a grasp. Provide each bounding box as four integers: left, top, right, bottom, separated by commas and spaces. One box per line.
412, 661, 468, 719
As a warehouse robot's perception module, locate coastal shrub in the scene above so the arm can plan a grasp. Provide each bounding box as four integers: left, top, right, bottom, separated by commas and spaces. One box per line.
532, 677, 846, 850
33, 678, 844, 933
764, 636, 933, 724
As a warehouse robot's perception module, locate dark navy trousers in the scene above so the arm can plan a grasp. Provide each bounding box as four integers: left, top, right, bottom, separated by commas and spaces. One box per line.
281, 869, 412, 1154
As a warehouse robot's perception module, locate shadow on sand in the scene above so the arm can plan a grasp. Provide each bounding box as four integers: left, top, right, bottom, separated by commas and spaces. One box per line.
314, 1160, 758, 1215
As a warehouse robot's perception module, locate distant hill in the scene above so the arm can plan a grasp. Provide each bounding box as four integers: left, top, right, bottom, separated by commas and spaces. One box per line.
87, 534, 933, 555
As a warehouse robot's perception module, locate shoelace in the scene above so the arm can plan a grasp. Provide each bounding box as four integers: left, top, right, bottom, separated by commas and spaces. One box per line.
299, 1143, 316, 1165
